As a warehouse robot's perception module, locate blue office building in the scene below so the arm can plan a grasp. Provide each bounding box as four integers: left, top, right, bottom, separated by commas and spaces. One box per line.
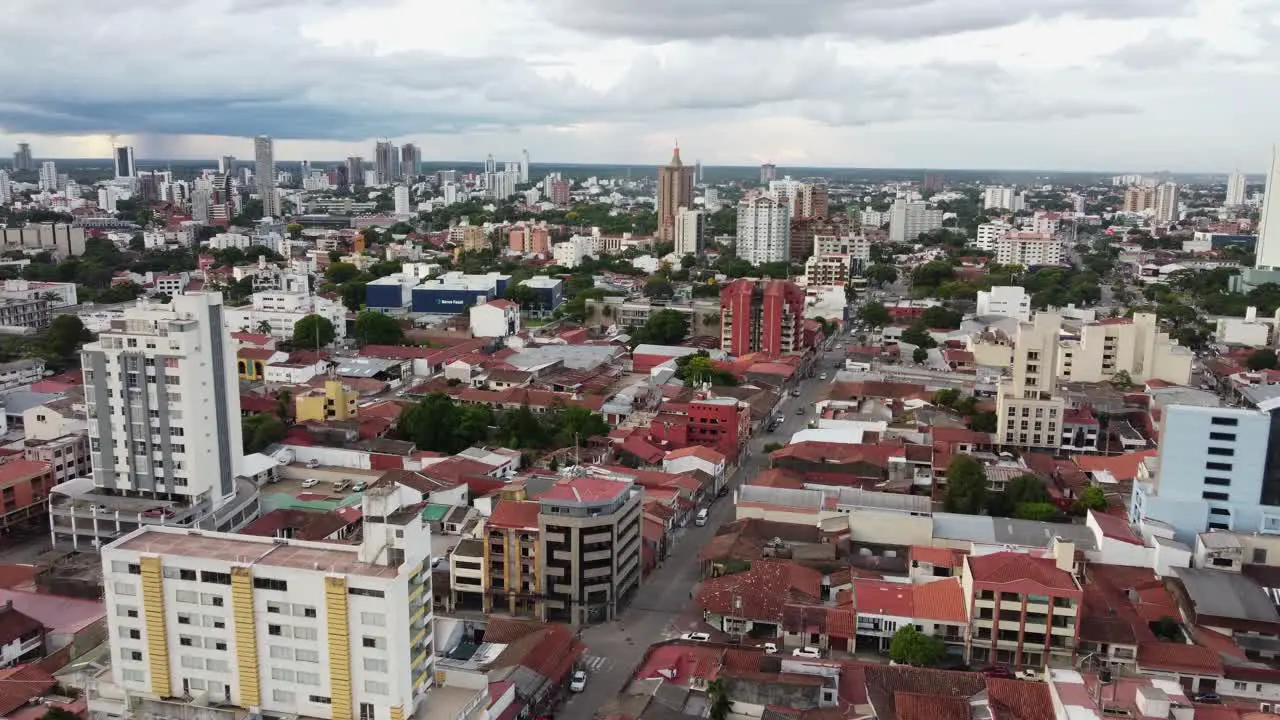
411, 271, 510, 314
519, 276, 564, 317
364, 274, 417, 312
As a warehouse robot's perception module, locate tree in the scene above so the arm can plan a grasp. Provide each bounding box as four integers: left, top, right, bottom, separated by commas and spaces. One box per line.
857, 301, 891, 328
41, 709, 81, 720
644, 275, 675, 299
396, 394, 492, 454
763, 442, 785, 453
286, 223, 303, 239
900, 323, 937, 349
1015, 502, 1058, 521
708, 679, 733, 720
275, 388, 292, 423
921, 305, 963, 330
497, 404, 552, 449
42, 315, 92, 363
969, 411, 997, 433
912, 347, 928, 364
634, 309, 689, 345
932, 388, 960, 407
325, 262, 361, 284
1152, 616, 1182, 641
943, 454, 987, 515
863, 263, 898, 288
556, 406, 610, 446
1248, 349, 1279, 371
1110, 369, 1133, 388
242, 413, 286, 453
354, 311, 405, 345
888, 625, 946, 667
255, 320, 273, 335
1006, 474, 1052, 506
292, 314, 337, 349
1075, 485, 1108, 512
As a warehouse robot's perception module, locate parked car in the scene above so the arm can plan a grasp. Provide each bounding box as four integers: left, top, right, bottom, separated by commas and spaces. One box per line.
762, 643, 778, 654
1194, 694, 1221, 704
306, 459, 320, 469
982, 666, 1013, 678
820, 373, 828, 380
795, 406, 805, 415
333, 480, 352, 492
792, 647, 821, 659
301, 478, 319, 488
142, 507, 175, 518
716, 486, 729, 498
680, 632, 711, 642
352, 481, 367, 492
570, 670, 587, 692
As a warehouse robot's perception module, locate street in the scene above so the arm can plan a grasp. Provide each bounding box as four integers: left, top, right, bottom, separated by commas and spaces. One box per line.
559, 350, 838, 719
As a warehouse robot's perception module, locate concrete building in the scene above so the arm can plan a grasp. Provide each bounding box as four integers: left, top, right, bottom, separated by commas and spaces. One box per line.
13, 143, 33, 172
1123, 185, 1155, 214
375, 141, 398, 184
963, 543, 1082, 669
253, 135, 279, 218
393, 186, 411, 216
469, 299, 520, 338
995, 313, 1066, 450
1132, 402, 1280, 544
673, 207, 705, 257
516, 277, 563, 318
719, 278, 805, 356
760, 163, 776, 184
0, 297, 51, 329
223, 290, 347, 343
994, 232, 1062, 267
1227, 170, 1247, 207
547, 179, 570, 206
114, 146, 136, 180
982, 186, 1016, 211
1154, 182, 1179, 225
38, 161, 56, 192
295, 379, 359, 422
98, 487, 434, 720
656, 147, 694, 243
736, 195, 791, 265
552, 235, 593, 269
411, 271, 509, 314
975, 221, 1012, 251
975, 286, 1031, 322
1056, 314, 1192, 385
812, 234, 869, 270
0, 224, 86, 257
888, 199, 943, 243
400, 143, 420, 178
803, 254, 854, 286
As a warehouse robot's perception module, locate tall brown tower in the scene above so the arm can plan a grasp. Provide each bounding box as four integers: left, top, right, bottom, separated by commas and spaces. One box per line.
657, 146, 695, 242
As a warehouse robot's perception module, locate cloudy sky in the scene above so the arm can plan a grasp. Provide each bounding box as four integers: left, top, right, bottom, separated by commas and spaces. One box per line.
2, 0, 1277, 171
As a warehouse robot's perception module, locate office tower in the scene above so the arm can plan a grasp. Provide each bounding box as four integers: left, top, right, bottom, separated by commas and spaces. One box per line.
83, 293, 243, 514
759, 163, 776, 184
922, 172, 944, 192
218, 155, 235, 174
254, 135, 280, 217
374, 141, 397, 184
1226, 170, 1247, 207
799, 184, 829, 220
694, 159, 702, 184
98, 185, 120, 213
100, 491, 435, 717
1122, 185, 1155, 213
394, 185, 411, 215
719, 278, 805, 356
995, 312, 1066, 450
12, 143, 33, 171
38, 161, 57, 192
982, 186, 1016, 211
888, 198, 944, 243
704, 188, 721, 212
191, 186, 212, 223
113, 146, 136, 179
735, 195, 791, 265
438, 169, 457, 184
656, 146, 695, 242
344, 156, 363, 188
299, 160, 312, 185
400, 143, 420, 180
484, 153, 496, 174
674, 207, 705, 257
520, 149, 530, 184
484, 171, 517, 200
1154, 182, 1180, 224
0, 171, 9, 205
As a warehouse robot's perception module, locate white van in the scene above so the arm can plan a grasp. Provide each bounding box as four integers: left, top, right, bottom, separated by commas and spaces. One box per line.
695, 508, 709, 526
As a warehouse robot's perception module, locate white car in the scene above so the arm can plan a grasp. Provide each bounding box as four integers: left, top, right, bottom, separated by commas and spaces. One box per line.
762, 643, 778, 654
569, 670, 587, 692
792, 647, 821, 658
301, 478, 319, 488
306, 459, 320, 469
680, 632, 711, 642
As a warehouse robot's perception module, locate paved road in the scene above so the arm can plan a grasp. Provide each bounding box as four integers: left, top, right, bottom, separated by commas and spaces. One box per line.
560, 349, 840, 719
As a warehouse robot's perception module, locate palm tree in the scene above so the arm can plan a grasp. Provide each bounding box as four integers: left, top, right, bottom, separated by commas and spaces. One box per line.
707, 679, 732, 720
256, 320, 272, 335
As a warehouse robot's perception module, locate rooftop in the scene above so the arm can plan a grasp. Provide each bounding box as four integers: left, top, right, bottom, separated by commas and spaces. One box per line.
110, 526, 397, 578
536, 476, 631, 505
966, 552, 1078, 592
1172, 566, 1280, 624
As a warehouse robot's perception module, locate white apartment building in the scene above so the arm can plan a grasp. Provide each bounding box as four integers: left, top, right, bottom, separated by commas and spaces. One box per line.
861, 209, 890, 228
208, 233, 252, 251
552, 234, 593, 269
995, 313, 1066, 450
99, 486, 434, 720
804, 254, 854, 286
736, 195, 791, 264
813, 234, 870, 269
888, 199, 943, 243
982, 186, 1015, 211
1057, 313, 1192, 385
393, 185, 411, 216
994, 232, 1062, 267
673, 207, 705, 257
975, 286, 1031, 322
82, 293, 244, 510
975, 222, 1011, 251
1154, 182, 1180, 225
1227, 171, 1247, 207
223, 291, 347, 343
1026, 216, 1059, 235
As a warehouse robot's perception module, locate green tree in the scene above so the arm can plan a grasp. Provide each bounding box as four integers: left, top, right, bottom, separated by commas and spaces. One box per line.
943, 454, 988, 515
1248, 349, 1278, 371
1075, 485, 1108, 512
1006, 474, 1051, 506
42, 315, 93, 363
900, 323, 937, 349
888, 625, 946, 667
644, 275, 675, 299
497, 404, 552, 449
556, 405, 611, 446
275, 388, 292, 423
921, 305, 963, 330
763, 442, 785, 453
338, 281, 367, 312
325, 262, 361, 284
286, 223, 303, 239
242, 413, 286, 453
292, 314, 337, 349
633, 308, 689, 345
1152, 616, 1182, 641
1015, 502, 1058, 521
969, 411, 997, 433
1110, 369, 1134, 388
932, 389, 960, 407
396, 394, 492, 453
912, 347, 928, 364
354, 311, 405, 345
857, 301, 891, 328
863, 263, 898, 288
708, 679, 733, 720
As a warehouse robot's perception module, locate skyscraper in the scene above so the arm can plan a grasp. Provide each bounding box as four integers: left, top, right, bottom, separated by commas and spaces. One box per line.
674, 207, 705, 257
375, 141, 397, 184
657, 146, 695, 243
694, 159, 702, 184
400, 143, 421, 180
38, 161, 57, 192
1256, 146, 1280, 271
520, 149, 530, 184
759, 163, 776, 184
12, 143, 32, 172
1153, 183, 1179, 225
346, 156, 364, 187
0, 171, 10, 205
114, 146, 136, 179
1226, 170, 1247, 207
736, 195, 790, 265
254, 135, 280, 217
485, 153, 497, 174
218, 154, 235, 174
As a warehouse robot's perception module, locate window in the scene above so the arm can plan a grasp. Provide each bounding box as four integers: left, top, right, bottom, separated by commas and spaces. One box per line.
124, 627, 141, 640
1235, 682, 1248, 691
200, 594, 224, 607
254, 578, 288, 592
112, 560, 132, 573
294, 626, 317, 641
296, 671, 321, 686
1205, 477, 1231, 486
273, 690, 296, 704
293, 604, 316, 618
1203, 491, 1230, 501
114, 582, 137, 596
201, 571, 231, 585
268, 624, 284, 637
362, 636, 384, 649
1210, 507, 1231, 516
116, 605, 138, 618
348, 587, 385, 598
205, 659, 229, 673
360, 703, 376, 720
360, 612, 386, 627
181, 656, 203, 669
122, 668, 145, 683
1210, 432, 1236, 442
175, 590, 198, 604
309, 696, 332, 705
126, 650, 143, 662
1255, 548, 1268, 564
204, 616, 225, 629
1211, 417, 1239, 426
267, 601, 285, 614
270, 667, 295, 682
1207, 461, 1233, 471
363, 658, 388, 673
1207, 447, 1235, 457
269, 646, 293, 660
179, 636, 195, 647
363, 680, 388, 695
177, 613, 193, 625
295, 648, 320, 663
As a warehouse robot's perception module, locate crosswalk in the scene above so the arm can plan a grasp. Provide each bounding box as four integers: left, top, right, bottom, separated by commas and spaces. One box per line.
580, 654, 613, 672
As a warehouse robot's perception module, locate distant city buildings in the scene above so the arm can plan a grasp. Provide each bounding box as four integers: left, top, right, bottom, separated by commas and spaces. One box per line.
1227, 170, 1247, 207
375, 140, 398, 184
656, 146, 694, 243
735, 195, 790, 265
38, 161, 57, 192
673, 207, 705, 257
759, 163, 777, 184
1154, 182, 1180, 224
253, 135, 280, 218
346, 156, 364, 187
888, 198, 943, 243
1122, 185, 1155, 213
400, 143, 420, 179
12, 142, 33, 171
982, 185, 1015, 211
719, 278, 805, 356
113, 146, 136, 179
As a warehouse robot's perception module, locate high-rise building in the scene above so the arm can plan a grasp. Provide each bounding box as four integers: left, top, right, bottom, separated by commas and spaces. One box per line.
191, 185, 212, 223
98, 185, 121, 213
484, 171, 518, 200
520, 149, 530, 184
674, 207, 705, 257
114, 146, 136, 179
995, 312, 1066, 450
1258, 146, 1280, 272
704, 188, 721, 212
736, 195, 791, 265
888, 199, 943, 243
759, 163, 776, 184
656, 146, 695, 243
548, 179, 570, 206
719, 278, 805, 356
0, 170, 10, 205
922, 172, 944, 192
982, 186, 1016, 211
12, 143, 33, 172
218, 155, 235, 174
38, 161, 57, 192
1227, 170, 1247, 207
694, 159, 702, 184
374, 141, 397, 184
1153, 182, 1179, 225
346, 156, 364, 187
484, 153, 496, 175
400, 143, 420, 179
1122, 185, 1155, 213
254, 135, 280, 218
394, 185, 411, 216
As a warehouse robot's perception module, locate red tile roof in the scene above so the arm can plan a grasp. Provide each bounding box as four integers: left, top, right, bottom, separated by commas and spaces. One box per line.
909, 546, 966, 569
1137, 641, 1223, 675
240, 508, 353, 542
0, 665, 56, 716
853, 579, 914, 617
913, 578, 968, 624
748, 469, 807, 489
966, 552, 1078, 592
1089, 510, 1144, 546
0, 605, 42, 646
1073, 450, 1158, 482
0, 460, 49, 489
230, 331, 273, 346
618, 436, 665, 464
772, 441, 905, 467
238, 347, 277, 361
894, 692, 971, 720
536, 476, 629, 504
488, 500, 541, 530
665, 445, 727, 464
485, 299, 516, 309
697, 559, 822, 622
985, 677, 1056, 720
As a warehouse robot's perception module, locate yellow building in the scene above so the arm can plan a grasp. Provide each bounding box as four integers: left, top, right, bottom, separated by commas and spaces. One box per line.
295, 379, 359, 422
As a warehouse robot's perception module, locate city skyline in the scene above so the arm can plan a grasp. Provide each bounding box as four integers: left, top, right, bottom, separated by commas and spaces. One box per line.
0, 0, 1276, 172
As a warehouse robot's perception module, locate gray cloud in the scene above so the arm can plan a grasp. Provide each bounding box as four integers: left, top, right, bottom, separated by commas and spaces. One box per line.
540, 0, 1195, 41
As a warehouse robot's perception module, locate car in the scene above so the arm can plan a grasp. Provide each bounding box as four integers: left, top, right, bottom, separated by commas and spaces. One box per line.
352, 481, 367, 492
142, 507, 175, 518
333, 480, 352, 492
716, 486, 729, 498
1194, 693, 1221, 704
792, 647, 821, 658
762, 643, 778, 654
795, 407, 804, 415
569, 670, 587, 692
301, 478, 319, 488
820, 373, 828, 380
680, 632, 711, 642
981, 666, 1013, 678
306, 459, 320, 469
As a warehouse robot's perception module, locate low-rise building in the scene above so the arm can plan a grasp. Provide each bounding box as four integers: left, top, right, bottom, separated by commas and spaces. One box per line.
223, 290, 347, 342
994, 231, 1062, 267
975, 286, 1030, 322
469, 299, 520, 338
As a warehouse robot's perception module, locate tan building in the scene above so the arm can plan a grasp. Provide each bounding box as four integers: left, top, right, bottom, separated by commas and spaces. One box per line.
995, 312, 1066, 450
449, 222, 488, 252
1057, 313, 1192, 385
1123, 185, 1155, 213
656, 147, 694, 243
803, 253, 854, 286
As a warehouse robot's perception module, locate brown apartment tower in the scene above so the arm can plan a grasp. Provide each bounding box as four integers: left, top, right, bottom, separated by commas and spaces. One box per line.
657, 146, 695, 242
